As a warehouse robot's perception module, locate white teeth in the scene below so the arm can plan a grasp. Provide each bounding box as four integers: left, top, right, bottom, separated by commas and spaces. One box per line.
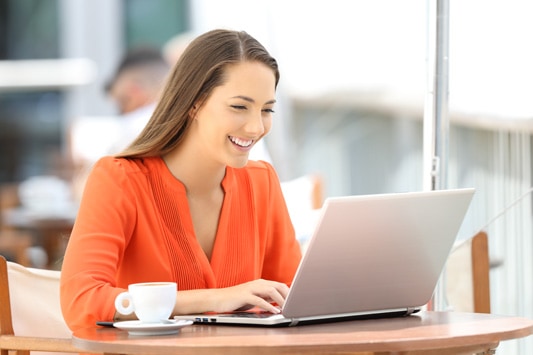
230, 136, 253, 147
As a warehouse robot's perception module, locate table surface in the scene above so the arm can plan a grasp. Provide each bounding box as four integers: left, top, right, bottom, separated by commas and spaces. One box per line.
2, 207, 77, 228
72, 311, 533, 355
2, 207, 76, 269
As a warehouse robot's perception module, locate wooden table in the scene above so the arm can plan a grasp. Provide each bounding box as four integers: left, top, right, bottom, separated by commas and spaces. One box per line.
72, 311, 533, 355
2, 207, 76, 269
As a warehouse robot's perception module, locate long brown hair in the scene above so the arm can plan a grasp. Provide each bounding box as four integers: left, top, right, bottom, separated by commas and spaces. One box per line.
116, 29, 280, 159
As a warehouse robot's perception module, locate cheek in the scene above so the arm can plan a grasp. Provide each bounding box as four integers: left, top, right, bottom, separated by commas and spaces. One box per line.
263, 116, 273, 134
195, 106, 221, 131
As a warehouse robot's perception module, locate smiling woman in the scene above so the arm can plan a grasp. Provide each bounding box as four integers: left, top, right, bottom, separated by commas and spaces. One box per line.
59, 29, 302, 332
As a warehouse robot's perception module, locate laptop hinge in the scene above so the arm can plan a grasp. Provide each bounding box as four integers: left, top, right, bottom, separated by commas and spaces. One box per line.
405, 307, 419, 315
288, 318, 300, 326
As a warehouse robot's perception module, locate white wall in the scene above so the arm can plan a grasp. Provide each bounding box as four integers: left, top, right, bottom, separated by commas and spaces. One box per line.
190, 0, 533, 119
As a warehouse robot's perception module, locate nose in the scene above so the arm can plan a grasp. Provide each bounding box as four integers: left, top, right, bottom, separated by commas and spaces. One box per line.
244, 111, 266, 137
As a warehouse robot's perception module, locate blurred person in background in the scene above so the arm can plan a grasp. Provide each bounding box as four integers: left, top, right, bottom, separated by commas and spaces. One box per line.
105, 46, 171, 154
69, 47, 170, 202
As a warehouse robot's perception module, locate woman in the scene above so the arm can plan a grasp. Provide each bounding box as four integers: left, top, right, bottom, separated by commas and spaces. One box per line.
60, 29, 302, 331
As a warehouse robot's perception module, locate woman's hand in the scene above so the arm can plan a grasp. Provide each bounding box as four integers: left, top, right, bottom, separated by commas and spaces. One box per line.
212, 279, 289, 314
173, 279, 290, 315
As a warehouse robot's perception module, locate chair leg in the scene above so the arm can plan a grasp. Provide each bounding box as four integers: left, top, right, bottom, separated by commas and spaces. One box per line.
0, 351, 31, 355
472, 232, 491, 313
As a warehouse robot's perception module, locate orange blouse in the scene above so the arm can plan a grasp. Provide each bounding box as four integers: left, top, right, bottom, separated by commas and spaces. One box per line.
60, 156, 301, 331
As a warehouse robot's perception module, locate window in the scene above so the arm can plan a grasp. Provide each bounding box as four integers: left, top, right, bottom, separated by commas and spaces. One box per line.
0, 0, 62, 183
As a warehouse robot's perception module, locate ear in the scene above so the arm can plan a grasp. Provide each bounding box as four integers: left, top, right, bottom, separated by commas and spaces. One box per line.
189, 104, 199, 119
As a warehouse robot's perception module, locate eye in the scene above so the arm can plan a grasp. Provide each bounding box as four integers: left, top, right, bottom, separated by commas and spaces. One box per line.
231, 105, 247, 110
262, 108, 275, 113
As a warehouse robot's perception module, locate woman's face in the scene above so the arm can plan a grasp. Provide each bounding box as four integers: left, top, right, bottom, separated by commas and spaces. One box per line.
190, 60, 276, 168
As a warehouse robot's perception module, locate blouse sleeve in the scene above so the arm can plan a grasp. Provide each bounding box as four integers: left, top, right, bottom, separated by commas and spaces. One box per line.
60, 157, 136, 331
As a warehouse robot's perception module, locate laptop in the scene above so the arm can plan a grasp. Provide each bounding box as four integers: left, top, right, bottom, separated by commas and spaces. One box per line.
174, 188, 475, 327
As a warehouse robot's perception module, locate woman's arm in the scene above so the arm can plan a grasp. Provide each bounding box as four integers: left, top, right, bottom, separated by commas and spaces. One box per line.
61, 157, 136, 329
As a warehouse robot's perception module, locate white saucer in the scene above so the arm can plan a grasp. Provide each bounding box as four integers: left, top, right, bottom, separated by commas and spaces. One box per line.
113, 320, 193, 336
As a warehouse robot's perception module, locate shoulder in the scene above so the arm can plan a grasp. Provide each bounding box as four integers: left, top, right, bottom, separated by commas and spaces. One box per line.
227, 160, 282, 197
83, 156, 164, 205
238, 160, 278, 181
89, 156, 160, 185
93, 156, 155, 173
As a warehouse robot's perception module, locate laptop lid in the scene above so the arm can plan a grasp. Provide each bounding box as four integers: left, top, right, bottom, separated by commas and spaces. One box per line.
174, 188, 475, 326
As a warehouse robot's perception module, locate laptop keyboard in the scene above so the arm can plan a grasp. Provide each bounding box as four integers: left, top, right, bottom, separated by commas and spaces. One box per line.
220, 311, 277, 319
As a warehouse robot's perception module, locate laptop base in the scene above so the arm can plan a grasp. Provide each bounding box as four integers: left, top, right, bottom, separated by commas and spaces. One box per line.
175, 308, 420, 327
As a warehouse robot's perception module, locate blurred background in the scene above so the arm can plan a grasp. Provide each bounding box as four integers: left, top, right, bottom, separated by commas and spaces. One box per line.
1, 0, 532, 352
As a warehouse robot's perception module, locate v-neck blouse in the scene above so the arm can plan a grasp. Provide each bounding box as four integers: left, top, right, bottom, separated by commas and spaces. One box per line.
60, 156, 301, 331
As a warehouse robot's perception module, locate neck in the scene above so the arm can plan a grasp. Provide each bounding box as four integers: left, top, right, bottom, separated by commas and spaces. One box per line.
162, 146, 226, 196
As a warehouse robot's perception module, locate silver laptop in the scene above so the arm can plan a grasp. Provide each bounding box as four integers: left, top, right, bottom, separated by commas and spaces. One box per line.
174, 188, 475, 326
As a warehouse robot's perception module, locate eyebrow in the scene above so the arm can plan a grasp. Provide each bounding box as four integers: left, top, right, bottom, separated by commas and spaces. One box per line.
231, 95, 276, 105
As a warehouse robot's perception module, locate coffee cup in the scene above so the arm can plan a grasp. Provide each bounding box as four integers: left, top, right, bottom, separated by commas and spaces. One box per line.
114, 282, 177, 323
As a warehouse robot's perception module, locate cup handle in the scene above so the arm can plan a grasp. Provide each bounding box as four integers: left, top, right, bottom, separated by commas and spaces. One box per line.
115, 291, 134, 315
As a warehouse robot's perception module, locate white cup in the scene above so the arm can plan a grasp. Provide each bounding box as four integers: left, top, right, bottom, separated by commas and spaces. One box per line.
114, 282, 177, 323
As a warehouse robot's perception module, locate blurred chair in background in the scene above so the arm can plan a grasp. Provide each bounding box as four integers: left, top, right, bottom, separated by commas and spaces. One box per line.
0, 184, 33, 267
281, 174, 324, 252
446, 231, 491, 313
0, 230, 32, 267
0, 178, 74, 269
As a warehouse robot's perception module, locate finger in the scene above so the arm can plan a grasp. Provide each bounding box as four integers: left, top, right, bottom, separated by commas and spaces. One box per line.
261, 287, 286, 308
275, 282, 290, 299
266, 281, 290, 305
250, 296, 282, 314
252, 282, 288, 308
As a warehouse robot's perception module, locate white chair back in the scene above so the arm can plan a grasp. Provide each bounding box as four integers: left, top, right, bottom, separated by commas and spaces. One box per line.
7, 261, 72, 355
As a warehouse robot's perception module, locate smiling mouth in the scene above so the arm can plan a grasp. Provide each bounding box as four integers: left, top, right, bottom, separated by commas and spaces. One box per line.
229, 136, 253, 148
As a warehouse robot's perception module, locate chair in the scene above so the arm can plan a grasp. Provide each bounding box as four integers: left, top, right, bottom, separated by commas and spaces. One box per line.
0, 183, 33, 267
0, 255, 97, 355
0, 230, 31, 267
446, 231, 491, 313
281, 173, 324, 211
280, 174, 324, 252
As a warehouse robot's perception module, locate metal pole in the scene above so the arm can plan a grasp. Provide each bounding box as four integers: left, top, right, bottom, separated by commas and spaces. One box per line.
423, 0, 450, 311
